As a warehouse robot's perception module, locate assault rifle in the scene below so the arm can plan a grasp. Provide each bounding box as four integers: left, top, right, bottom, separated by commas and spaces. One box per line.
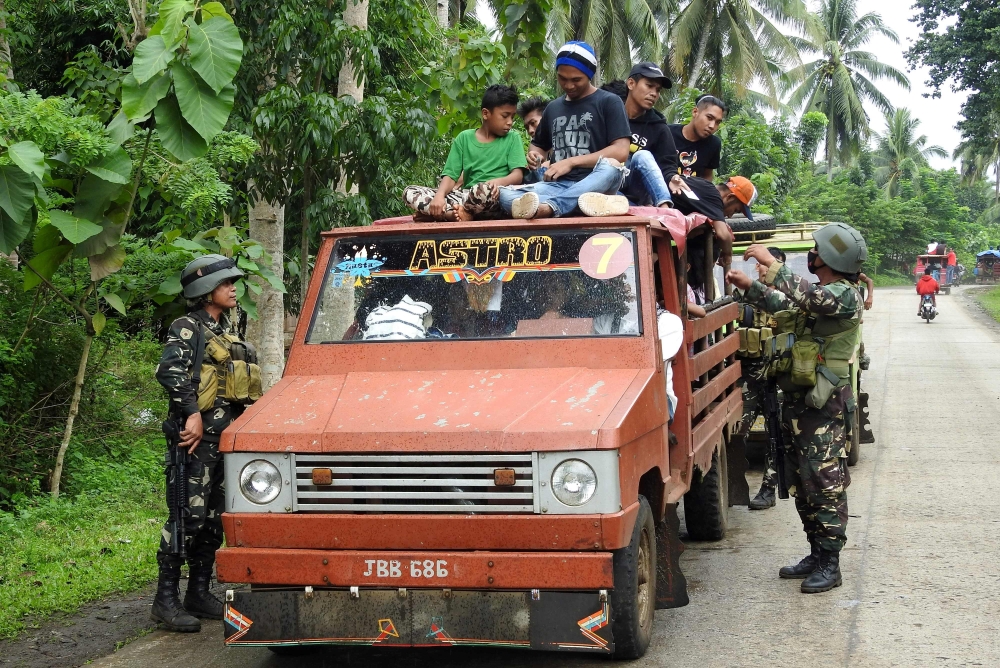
763, 379, 789, 499
162, 415, 190, 558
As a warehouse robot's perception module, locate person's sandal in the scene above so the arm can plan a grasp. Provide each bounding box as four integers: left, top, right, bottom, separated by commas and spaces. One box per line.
511, 192, 540, 219
578, 192, 629, 217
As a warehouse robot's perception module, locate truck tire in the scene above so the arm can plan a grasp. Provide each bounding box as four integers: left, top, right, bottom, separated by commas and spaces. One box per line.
847, 407, 861, 466
727, 214, 776, 239
683, 444, 728, 541
611, 496, 656, 659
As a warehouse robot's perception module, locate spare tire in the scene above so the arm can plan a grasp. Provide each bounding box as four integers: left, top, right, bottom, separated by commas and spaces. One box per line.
728, 214, 776, 239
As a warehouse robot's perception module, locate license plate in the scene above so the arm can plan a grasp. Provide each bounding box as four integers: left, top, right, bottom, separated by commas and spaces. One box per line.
362, 559, 450, 579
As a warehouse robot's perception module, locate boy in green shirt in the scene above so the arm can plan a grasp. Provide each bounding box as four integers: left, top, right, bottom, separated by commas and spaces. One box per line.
404, 85, 527, 221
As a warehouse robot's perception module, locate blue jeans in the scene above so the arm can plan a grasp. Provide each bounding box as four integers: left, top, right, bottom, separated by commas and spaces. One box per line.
932, 269, 940, 282
621, 150, 672, 207
499, 157, 626, 217
947, 265, 955, 283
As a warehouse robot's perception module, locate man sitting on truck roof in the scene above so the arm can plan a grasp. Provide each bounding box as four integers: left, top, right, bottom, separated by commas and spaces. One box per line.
498, 41, 631, 219
403, 84, 527, 221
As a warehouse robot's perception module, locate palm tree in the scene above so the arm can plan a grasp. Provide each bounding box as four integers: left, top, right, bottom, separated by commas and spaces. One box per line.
483, 0, 673, 81
953, 114, 1000, 199
785, 0, 909, 180
670, 0, 808, 103
873, 108, 946, 197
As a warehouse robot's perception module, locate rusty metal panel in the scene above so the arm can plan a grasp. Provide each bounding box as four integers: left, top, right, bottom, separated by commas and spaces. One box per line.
232, 375, 346, 452
504, 368, 639, 451
215, 548, 614, 590
223, 513, 622, 551
690, 390, 742, 473
219, 376, 295, 453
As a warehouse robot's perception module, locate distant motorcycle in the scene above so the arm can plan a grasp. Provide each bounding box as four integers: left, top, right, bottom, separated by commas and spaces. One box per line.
920, 294, 937, 323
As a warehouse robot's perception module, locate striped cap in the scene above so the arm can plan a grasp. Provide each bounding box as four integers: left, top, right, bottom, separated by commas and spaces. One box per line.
556, 41, 598, 80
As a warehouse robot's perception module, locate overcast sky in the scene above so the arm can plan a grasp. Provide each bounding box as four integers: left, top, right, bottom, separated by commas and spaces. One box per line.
474, 0, 965, 168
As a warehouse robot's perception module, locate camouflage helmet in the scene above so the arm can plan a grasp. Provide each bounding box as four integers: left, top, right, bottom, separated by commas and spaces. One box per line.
181, 254, 244, 299
813, 222, 868, 274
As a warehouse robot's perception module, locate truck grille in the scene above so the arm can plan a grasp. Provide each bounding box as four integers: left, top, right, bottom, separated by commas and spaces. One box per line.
293, 454, 537, 514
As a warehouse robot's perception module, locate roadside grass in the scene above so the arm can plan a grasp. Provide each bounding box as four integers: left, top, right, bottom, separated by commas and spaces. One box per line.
0, 337, 167, 640
0, 473, 163, 639
975, 285, 1000, 323
871, 270, 912, 287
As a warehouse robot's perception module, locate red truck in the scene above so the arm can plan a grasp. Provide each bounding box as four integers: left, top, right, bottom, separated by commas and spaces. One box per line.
215, 212, 744, 657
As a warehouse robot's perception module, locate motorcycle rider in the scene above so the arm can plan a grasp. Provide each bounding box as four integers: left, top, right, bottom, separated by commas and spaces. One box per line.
916, 267, 939, 315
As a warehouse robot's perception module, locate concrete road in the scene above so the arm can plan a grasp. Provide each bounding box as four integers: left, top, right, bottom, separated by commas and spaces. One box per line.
93, 286, 1000, 668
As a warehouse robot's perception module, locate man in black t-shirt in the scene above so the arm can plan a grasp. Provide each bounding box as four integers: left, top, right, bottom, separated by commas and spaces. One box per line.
498, 41, 631, 219
670, 94, 726, 180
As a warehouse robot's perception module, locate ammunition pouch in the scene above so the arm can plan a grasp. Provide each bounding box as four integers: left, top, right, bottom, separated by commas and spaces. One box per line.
791, 339, 820, 387
196, 328, 263, 410
805, 364, 840, 409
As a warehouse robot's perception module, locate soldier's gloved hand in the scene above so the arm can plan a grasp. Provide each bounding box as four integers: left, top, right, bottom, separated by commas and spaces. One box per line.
726, 269, 753, 291
743, 244, 775, 267
180, 412, 204, 453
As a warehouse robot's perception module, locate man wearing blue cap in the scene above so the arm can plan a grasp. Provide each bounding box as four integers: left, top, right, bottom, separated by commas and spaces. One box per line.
498, 41, 632, 219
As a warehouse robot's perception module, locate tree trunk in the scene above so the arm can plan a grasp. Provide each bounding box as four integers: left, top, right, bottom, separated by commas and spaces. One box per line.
336, 0, 369, 196
688, 27, 711, 88
50, 334, 94, 499
437, 0, 448, 28
247, 192, 286, 390
0, 0, 13, 82
300, 160, 312, 307
826, 124, 835, 182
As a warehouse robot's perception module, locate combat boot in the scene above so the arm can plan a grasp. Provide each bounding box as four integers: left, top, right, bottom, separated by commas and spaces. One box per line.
184, 563, 225, 619
151, 560, 201, 632
749, 484, 776, 510
778, 542, 820, 579
801, 549, 842, 593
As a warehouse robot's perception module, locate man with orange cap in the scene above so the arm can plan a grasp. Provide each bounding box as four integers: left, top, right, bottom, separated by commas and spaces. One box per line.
669, 174, 755, 272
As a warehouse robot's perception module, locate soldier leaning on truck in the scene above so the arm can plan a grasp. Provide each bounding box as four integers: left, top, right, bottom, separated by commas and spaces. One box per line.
727, 223, 867, 593
152, 255, 258, 632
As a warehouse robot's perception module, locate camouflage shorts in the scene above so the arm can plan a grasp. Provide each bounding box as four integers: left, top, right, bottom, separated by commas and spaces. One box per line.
157, 456, 225, 568
782, 387, 852, 551
403, 183, 501, 220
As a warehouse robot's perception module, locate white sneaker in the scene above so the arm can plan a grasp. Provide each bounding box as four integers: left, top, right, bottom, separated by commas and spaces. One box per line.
511, 192, 540, 219
578, 192, 630, 217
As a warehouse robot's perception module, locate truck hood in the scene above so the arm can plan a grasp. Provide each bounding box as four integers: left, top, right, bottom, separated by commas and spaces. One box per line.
223, 368, 656, 453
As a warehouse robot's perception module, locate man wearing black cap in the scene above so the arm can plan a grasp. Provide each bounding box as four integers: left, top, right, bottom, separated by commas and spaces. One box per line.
592, 63, 677, 211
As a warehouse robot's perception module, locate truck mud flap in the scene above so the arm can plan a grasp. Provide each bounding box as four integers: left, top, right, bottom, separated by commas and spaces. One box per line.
726, 431, 751, 506
223, 588, 613, 653
655, 503, 688, 609
859, 392, 875, 444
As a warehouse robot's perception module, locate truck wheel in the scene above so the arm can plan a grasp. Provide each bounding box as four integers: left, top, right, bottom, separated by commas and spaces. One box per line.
683, 445, 728, 541
611, 496, 656, 659
847, 408, 861, 466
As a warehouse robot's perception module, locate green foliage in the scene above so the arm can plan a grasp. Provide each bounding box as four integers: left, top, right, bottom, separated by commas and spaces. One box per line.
420, 29, 508, 136
975, 285, 1000, 323
796, 111, 828, 164
718, 112, 801, 219
908, 0, 1000, 165
121, 0, 243, 161
493, 0, 553, 84
873, 108, 947, 198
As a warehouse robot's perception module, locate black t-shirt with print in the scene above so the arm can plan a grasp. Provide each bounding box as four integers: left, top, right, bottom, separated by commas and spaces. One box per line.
669, 124, 721, 178
532, 88, 632, 182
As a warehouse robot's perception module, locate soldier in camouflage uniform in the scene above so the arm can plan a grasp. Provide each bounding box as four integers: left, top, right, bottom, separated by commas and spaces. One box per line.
727, 223, 867, 593
151, 254, 247, 632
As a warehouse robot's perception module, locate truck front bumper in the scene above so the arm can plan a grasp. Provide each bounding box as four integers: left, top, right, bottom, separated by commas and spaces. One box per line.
223, 587, 614, 652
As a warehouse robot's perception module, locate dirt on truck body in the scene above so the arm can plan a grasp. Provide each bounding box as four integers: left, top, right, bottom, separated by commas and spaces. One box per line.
215, 213, 743, 658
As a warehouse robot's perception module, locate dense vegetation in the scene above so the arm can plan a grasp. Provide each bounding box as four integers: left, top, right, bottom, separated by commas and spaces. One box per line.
0, 0, 997, 638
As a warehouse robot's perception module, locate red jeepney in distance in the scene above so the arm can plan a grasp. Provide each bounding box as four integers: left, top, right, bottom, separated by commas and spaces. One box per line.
215, 212, 743, 658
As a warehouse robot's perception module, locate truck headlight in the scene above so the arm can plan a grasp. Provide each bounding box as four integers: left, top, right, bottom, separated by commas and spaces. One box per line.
239, 460, 282, 505
550, 459, 597, 507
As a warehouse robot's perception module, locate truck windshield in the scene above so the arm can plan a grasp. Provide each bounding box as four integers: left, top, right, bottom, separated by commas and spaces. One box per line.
306, 228, 642, 342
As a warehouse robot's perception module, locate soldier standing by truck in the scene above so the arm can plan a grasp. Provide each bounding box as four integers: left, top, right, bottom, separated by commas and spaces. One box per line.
152, 255, 261, 631
726, 223, 867, 593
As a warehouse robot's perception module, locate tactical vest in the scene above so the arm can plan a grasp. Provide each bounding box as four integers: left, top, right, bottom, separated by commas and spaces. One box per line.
740, 280, 862, 392
195, 325, 264, 412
